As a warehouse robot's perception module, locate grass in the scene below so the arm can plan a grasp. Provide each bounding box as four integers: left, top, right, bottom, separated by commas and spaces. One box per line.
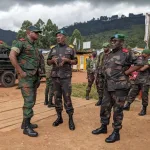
72, 83, 99, 100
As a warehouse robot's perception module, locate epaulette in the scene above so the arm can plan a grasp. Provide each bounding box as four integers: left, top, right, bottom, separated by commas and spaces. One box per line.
69, 45, 74, 49
122, 48, 128, 53
50, 45, 56, 49
19, 38, 26, 41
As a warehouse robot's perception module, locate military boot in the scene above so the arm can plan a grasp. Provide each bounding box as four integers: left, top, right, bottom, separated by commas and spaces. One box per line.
138, 106, 147, 116
105, 129, 120, 143
86, 91, 90, 100
23, 118, 38, 137
95, 98, 102, 106
92, 124, 107, 135
68, 114, 75, 130
48, 97, 55, 108
123, 102, 131, 111
53, 112, 63, 126
21, 118, 38, 129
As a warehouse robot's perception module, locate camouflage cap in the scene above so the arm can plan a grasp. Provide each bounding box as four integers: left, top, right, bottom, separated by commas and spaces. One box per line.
27, 26, 42, 33
102, 42, 110, 48
111, 34, 125, 40
56, 29, 67, 36
142, 49, 150, 55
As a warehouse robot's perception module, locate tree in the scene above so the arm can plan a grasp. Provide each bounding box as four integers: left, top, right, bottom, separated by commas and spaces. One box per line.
70, 29, 83, 50
17, 20, 32, 39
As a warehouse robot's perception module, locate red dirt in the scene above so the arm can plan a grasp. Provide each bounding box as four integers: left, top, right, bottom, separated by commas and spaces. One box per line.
0, 72, 150, 150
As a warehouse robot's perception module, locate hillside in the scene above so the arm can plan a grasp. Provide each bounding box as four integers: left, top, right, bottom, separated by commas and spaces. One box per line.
0, 29, 16, 46
83, 25, 145, 48
0, 13, 146, 47
63, 13, 145, 36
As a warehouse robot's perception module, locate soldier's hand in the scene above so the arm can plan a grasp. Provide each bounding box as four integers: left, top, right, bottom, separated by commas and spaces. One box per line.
52, 56, 58, 66
60, 57, 71, 66
19, 71, 27, 78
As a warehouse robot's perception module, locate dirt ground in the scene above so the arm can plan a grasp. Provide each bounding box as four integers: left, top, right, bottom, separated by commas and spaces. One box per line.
0, 72, 150, 150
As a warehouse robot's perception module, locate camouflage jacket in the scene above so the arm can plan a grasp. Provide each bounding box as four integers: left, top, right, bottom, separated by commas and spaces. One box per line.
43, 51, 52, 78
135, 57, 150, 85
96, 51, 110, 74
103, 48, 144, 91
11, 37, 41, 76
86, 57, 97, 73
47, 44, 77, 78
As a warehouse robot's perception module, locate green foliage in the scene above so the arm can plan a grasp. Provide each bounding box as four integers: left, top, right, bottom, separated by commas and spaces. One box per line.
16, 19, 58, 49
72, 83, 98, 100
69, 29, 83, 50
83, 25, 145, 49
17, 20, 32, 39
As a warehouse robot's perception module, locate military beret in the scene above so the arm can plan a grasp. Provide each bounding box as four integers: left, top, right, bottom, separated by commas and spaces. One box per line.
142, 49, 150, 55
111, 34, 125, 40
27, 26, 42, 33
56, 29, 67, 36
102, 42, 110, 48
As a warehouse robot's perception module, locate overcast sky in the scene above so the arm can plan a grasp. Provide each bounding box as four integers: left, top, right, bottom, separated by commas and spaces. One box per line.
0, 0, 150, 32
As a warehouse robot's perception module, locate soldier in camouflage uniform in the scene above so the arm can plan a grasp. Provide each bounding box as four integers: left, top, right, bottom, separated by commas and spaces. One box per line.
9, 26, 42, 137
123, 49, 150, 116
95, 43, 111, 106
47, 29, 77, 130
86, 51, 97, 100
92, 34, 143, 143
43, 51, 55, 107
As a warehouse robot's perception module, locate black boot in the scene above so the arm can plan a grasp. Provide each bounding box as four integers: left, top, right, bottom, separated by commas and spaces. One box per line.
48, 97, 55, 108
23, 118, 38, 137
44, 92, 49, 105
68, 114, 75, 130
138, 106, 147, 116
105, 129, 120, 143
95, 98, 102, 106
21, 118, 38, 129
53, 112, 63, 126
92, 124, 107, 135
86, 91, 90, 100
123, 102, 131, 111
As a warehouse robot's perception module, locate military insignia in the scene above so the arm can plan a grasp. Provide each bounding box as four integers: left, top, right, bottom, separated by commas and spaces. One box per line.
122, 48, 128, 53
50, 45, 56, 49
69, 45, 74, 49
148, 59, 150, 65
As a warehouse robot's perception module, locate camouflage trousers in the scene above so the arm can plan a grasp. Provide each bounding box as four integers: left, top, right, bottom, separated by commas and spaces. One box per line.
19, 74, 40, 119
52, 77, 74, 114
86, 73, 96, 93
127, 83, 149, 106
95, 73, 104, 99
100, 88, 128, 129
86, 73, 103, 98
45, 77, 54, 101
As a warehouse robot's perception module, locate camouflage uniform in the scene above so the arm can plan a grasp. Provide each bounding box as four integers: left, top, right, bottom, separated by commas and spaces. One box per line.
100, 48, 143, 129
43, 52, 54, 106
86, 57, 97, 99
47, 44, 77, 115
95, 52, 105, 103
11, 37, 41, 119
127, 58, 150, 106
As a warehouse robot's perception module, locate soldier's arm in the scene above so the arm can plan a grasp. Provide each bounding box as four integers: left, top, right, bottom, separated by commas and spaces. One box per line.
47, 49, 57, 65
139, 65, 149, 71
125, 51, 143, 75
70, 49, 78, 65
9, 42, 25, 76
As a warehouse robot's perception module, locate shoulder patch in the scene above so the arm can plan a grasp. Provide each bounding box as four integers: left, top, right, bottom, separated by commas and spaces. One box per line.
50, 45, 56, 49
69, 45, 74, 49
122, 48, 128, 53
19, 38, 26, 41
